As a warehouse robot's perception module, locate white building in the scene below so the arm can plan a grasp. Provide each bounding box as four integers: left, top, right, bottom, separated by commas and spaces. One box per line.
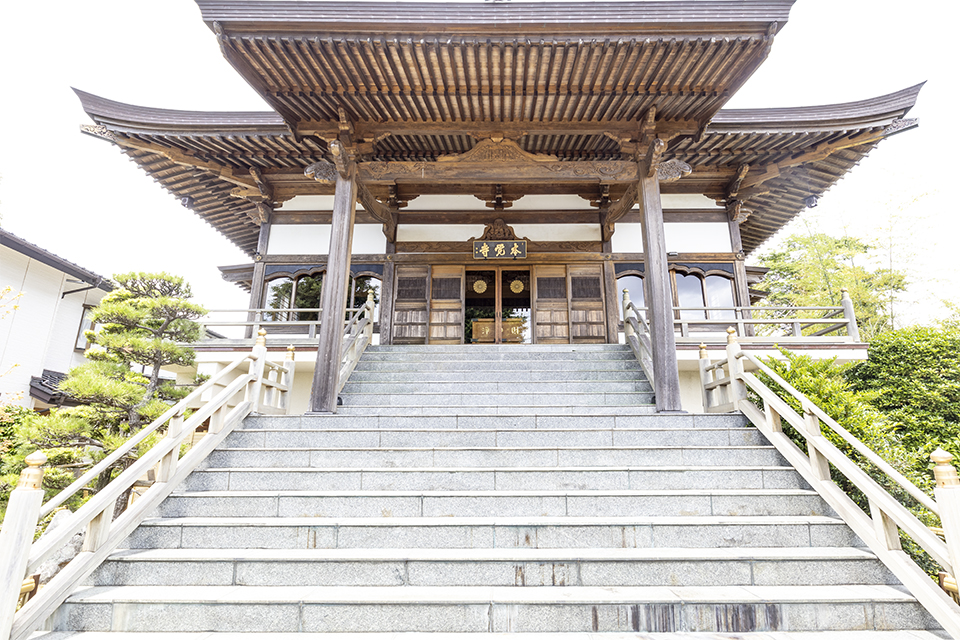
0, 229, 112, 409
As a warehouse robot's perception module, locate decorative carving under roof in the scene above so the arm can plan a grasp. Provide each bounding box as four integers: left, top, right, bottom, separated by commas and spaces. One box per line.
437, 138, 557, 164
79, 124, 116, 141
304, 160, 338, 184
470, 218, 530, 243
657, 159, 693, 183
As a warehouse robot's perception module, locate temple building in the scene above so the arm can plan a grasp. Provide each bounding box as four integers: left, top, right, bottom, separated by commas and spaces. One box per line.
75, 1, 920, 413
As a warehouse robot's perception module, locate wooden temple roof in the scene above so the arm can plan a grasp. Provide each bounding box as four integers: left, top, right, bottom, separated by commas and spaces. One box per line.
77, 83, 919, 257
198, 1, 791, 132
74, 1, 920, 258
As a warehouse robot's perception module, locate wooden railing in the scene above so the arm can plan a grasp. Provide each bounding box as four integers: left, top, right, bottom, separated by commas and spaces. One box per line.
0, 333, 295, 640
675, 289, 860, 341
621, 289, 656, 387
202, 307, 324, 339
699, 328, 960, 635
338, 292, 376, 394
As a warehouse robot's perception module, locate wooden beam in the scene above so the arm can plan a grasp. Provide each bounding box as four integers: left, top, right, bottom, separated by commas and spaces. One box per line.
297, 119, 699, 141
111, 138, 258, 191
356, 182, 397, 243
358, 160, 638, 185
601, 183, 639, 242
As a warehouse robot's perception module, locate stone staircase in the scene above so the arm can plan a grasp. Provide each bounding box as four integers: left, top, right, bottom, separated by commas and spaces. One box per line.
38, 344, 944, 638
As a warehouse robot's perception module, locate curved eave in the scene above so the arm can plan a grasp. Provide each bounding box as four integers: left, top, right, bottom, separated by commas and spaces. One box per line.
198, 0, 793, 37
74, 88, 286, 136
711, 83, 923, 132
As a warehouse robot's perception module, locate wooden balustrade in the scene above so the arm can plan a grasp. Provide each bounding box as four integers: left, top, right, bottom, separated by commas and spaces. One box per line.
698, 328, 960, 635
338, 291, 376, 394
0, 332, 297, 640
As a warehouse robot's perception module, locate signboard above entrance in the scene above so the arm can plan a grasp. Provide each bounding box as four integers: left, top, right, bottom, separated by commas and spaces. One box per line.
473, 240, 527, 260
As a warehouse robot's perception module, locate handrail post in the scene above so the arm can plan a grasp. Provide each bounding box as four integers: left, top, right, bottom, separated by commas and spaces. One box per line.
364, 291, 375, 344
282, 345, 296, 414
932, 449, 960, 578
802, 407, 833, 481
841, 288, 861, 341
247, 329, 268, 412
698, 343, 713, 410
157, 411, 184, 483
0, 452, 47, 640
725, 327, 747, 410
622, 289, 637, 339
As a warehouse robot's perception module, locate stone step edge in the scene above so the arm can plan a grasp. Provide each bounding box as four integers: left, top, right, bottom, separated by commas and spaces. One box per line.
193, 465, 795, 473
213, 445, 777, 453
25, 631, 952, 640
104, 546, 878, 562
168, 489, 818, 498
65, 583, 917, 605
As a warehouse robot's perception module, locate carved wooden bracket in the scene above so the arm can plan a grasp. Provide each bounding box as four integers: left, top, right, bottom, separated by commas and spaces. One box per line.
656, 159, 692, 183
304, 160, 338, 184
436, 138, 557, 164
726, 200, 752, 224
600, 183, 638, 242
469, 218, 529, 243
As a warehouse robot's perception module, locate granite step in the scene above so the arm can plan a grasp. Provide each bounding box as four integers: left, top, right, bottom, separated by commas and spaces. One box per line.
155, 488, 831, 519
53, 584, 935, 633
122, 515, 863, 551
338, 392, 656, 407
348, 368, 647, 382
223, 426, 768, 447
90, 546, 897, 587
243, 413, 748, 429
339, 380, 655, 394
353, 358, 645, 371
27, 630, 954, 639
203, 445, 786, 469
182, 465, 807, 492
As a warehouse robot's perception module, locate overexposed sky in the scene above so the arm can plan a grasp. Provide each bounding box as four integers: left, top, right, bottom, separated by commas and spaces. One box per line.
0, 1, 956, 324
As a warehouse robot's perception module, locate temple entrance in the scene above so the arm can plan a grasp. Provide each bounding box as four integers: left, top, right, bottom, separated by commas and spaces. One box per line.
391, 263, 604, 345
464, 268, 531, 344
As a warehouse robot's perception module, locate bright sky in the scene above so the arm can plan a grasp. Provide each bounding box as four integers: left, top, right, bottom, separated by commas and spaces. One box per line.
0, 1, 956, 325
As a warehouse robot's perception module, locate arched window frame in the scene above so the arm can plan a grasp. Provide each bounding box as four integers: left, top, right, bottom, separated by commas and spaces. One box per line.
670, 265, 737, 320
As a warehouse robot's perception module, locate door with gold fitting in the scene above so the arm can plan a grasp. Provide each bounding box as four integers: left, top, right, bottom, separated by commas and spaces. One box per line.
465, 268, 531, 344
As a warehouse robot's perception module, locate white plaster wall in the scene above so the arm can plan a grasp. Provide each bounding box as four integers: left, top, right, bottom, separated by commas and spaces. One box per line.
611, 222, 732, 253
611, 223, 644, 254
664, 223, 732, 253
397, 225, 485, 242
268, 224, 330, 255
512, 224, 600, 241
269, 224, 386, 255
660, 194, 723, 209
1, 250, 66, 407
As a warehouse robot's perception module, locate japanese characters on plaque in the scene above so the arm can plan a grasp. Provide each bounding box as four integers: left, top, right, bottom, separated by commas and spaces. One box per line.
473, 240, 526, 260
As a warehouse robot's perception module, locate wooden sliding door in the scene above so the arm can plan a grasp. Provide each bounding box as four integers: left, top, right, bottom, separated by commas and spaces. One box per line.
393, 265, 429, 344
429, 265, 465, 344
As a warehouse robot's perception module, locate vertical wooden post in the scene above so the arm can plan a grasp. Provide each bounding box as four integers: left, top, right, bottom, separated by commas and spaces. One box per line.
247, 329, 268, 413
311, 162, 358, 413
802, 407, 832, 481
246, 216, 271, 339
380, 256, 396, 345
602, 259, 619, 343
157, 412, 184, 483
725, 327, 747, 410
638, 160, 682, 412
282, 345, 296, 414
932, 449, 960, 578
841, 288, 861, 342
727, 213, 754, 337
622, 289, 636, 339
698, 343, 713, 411
0, 452, 46, 640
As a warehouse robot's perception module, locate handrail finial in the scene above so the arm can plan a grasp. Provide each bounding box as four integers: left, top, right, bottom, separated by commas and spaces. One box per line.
932, 448, 959, 487
17, 451, 47, 490
256, 329, 267, 347
698, 343, 708, 359
726, 326, 738, 345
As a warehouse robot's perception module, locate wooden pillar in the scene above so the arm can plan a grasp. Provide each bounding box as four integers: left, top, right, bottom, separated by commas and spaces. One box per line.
380, 249, 396, 345
602, 259, 619, 344
727, 214, 754, 336
310, 164, 358, 413
246, 218, 271, 339
638, 161, 683, 413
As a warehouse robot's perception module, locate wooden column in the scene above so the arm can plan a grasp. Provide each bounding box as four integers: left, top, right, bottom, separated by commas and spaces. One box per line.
639, 146, 683, 413
602, 259, 620, 344
380, 249, 396, 345
246, 218, 271, 339
310, 162, 358, 413
727, 209, 754, 336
